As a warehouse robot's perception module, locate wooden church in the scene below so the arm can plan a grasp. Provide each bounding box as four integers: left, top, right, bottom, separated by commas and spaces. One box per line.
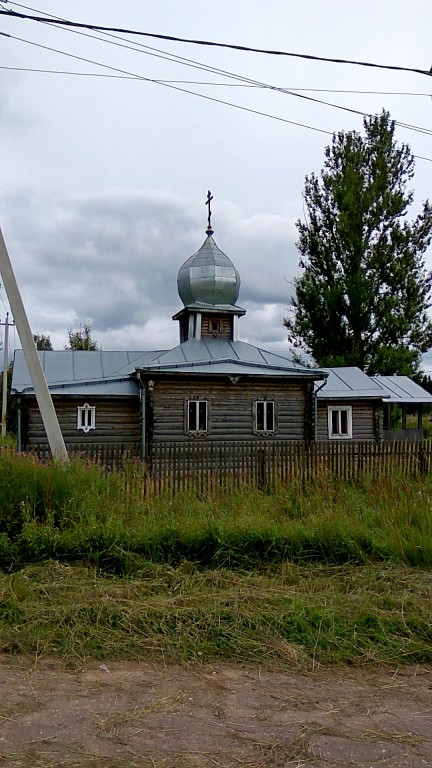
12, 200, 327, 459
11, 196, 432, 460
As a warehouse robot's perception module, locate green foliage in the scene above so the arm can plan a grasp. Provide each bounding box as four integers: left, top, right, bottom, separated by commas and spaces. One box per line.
285, 111, 432, 375
33, 333, 53, 350
1, 452, 432, 665
1, 450, 432, 573
66, 322, 99, 350
0, 561, 431, 665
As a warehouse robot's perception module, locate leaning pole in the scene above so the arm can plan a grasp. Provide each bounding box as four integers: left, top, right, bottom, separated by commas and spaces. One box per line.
0, 228, 68, 463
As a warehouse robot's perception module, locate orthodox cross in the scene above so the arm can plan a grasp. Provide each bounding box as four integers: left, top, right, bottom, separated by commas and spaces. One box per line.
205, 190, 213, 231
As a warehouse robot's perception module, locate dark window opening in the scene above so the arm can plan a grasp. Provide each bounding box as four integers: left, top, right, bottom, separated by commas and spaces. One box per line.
256, 401, 275, 432
188, 400, 208, 433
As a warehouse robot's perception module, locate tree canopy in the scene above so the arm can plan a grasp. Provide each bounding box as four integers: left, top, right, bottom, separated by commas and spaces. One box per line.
66, 323, 99, 351
33, 334, 53, 351
284, 111, 432, 375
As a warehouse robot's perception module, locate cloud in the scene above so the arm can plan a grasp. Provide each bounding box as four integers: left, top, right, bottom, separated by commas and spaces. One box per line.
0, 187, 295, 353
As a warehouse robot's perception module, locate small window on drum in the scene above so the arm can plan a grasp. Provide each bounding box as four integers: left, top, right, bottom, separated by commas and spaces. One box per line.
255, 400, 275, 433
77, 403, 96, 433
210, 317, 221, 335
187, 399, 208, 434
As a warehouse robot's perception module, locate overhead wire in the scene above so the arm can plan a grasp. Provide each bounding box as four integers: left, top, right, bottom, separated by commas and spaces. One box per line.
0, 4, 431, 78
3, 2, 432, 142
2, 31, 335, 137
2, 2, 432, 156
1, 65, 431, 96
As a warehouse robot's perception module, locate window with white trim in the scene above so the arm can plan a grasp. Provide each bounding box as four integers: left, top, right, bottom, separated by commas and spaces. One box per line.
328, 406, 352, 439
255, 400, 275, 433
77, 403, 96, 433
187, 399, 208, 434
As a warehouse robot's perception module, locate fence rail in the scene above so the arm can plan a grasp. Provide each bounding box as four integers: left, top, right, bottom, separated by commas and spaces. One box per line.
21, 439, 432, 495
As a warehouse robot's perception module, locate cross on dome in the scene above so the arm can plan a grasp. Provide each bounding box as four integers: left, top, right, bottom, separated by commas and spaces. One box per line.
205, 189, 214, 235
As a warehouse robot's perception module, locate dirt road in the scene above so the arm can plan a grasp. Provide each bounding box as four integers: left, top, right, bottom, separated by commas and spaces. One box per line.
0, 657, 431, 767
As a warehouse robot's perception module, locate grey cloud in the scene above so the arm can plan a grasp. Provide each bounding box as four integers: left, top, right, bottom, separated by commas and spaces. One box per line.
1, 187, 296, 352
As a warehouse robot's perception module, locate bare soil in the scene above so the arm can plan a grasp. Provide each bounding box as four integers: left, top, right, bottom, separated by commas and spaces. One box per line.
0, 657, 431, 767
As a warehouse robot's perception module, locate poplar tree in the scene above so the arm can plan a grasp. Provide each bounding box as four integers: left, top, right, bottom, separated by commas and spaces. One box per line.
66, 323, 99, 351
285, 112, 432, 375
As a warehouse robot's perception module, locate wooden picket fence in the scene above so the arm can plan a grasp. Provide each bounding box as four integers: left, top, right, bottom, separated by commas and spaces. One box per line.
24, 439, 432, 495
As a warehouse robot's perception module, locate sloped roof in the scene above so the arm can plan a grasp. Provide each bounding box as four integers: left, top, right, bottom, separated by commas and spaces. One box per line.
371, 375, 432, 404
316, 367, 384, 399
12, 349, 164, 395
138, 339, 325, 378
11, 341, 325, 396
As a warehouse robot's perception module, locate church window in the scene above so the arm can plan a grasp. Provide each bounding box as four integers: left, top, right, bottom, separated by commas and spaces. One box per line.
187, 399, 208, 434
254, 400, 275, 433
77, 403, 96, 433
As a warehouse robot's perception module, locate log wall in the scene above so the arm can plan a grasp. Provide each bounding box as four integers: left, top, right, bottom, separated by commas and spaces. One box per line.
23, 397, 141, 451
316, 400, 382, 442
148, 378, 312, 443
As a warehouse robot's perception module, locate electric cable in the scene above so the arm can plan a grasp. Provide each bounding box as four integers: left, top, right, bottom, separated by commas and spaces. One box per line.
0, 5, 431, 78
2, 4, 432, 157
4, 1, 432, 138
1, 66, 429, 95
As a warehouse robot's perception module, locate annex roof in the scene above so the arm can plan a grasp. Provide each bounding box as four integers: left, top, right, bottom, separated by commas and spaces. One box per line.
137, 339, 326, 378
371, 375, 432, 404
316, 367, 385, 399
11, 349, 164, 396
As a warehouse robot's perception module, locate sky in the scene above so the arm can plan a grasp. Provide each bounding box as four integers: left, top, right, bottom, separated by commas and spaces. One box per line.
1, 0, 432, 368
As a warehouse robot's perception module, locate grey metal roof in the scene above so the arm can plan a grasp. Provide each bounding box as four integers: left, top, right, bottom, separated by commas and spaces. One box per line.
371, 375, 432, 404
138, 339, 326, 378
11, 341, 326, 397
12, 349, 164, 395
316, 367, 385, 399
177, 234, 241, 309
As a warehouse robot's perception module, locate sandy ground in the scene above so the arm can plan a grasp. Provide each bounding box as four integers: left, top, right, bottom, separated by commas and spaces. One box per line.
0, 657, 431, 767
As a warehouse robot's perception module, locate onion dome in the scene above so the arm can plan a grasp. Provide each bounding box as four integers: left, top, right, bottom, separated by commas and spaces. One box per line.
177, 232, 241, 308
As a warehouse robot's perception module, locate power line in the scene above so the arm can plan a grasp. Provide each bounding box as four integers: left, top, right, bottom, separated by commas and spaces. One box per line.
4, 5, 432, 142
3, 4, 432, 155
5, 1, 432, 140
2, 66, 430, 96
0, 5, 431, 78
3, 31, 432, 157
3, 31, 334, 137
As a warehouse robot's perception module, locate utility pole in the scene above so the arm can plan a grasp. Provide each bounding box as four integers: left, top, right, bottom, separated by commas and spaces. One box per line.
0, 228, 68, 463
1, 312, 14, 437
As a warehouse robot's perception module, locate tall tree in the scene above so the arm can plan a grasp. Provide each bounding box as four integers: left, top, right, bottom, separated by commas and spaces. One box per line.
66, 322, 99, 351
284, 112, 432, 375
33, 334, 53, 350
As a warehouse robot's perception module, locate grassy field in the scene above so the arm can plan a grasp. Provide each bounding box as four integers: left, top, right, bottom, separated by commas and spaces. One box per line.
0, 448, 432, 666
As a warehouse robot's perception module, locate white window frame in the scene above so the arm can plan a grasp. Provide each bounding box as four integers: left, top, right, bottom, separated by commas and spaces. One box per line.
77, 402, 96, 434
328, 405, 352, 439
186, 399, 208, 435
254, 399, 276, 434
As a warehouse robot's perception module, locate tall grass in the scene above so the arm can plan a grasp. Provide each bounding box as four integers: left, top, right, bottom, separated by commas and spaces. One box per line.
1, 448, 432, 572
1, 450, 432, 665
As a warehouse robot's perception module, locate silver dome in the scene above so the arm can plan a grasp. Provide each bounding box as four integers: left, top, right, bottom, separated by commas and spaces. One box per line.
177, 234, 240, 307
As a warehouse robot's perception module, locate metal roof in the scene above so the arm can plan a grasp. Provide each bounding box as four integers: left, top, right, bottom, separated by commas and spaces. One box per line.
316, 367, 384, 399
371, 375, 432, 404
177, 234, 241, 309
12, 349, 164, 395
138, 339, 326, 378
11, 341, 325, 396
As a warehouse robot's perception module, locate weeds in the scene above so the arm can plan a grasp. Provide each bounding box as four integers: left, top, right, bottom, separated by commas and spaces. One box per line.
1, 450, 432, 572
1, 451, 432, 665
